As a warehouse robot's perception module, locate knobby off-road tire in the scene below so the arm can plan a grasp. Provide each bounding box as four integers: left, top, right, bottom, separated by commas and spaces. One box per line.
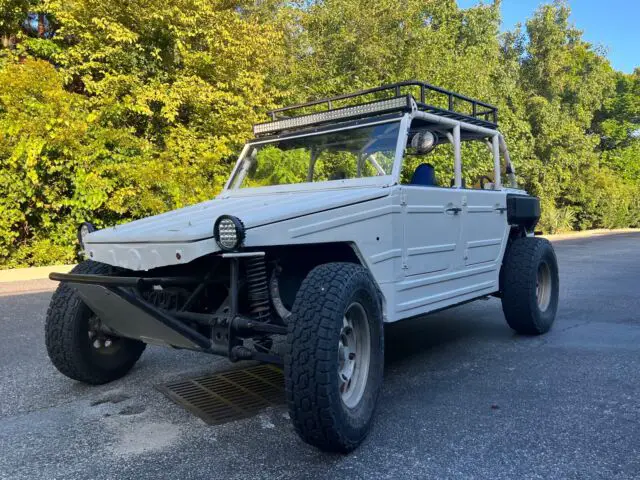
285, 262, 384, 453
501, 237, 559, 335
45, 260, 146, 384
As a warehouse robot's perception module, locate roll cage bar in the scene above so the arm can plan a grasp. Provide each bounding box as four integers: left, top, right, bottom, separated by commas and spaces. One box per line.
230, 81, 516, 193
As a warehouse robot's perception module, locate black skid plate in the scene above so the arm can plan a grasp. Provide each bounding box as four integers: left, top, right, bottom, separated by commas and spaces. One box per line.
70, 282, 202, 349
156, 365, 285, 425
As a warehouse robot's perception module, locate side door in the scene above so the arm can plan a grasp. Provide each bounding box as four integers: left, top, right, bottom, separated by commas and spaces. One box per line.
460, 190, 509, 269
401, 185, 464, 277
395, 185, 465, 317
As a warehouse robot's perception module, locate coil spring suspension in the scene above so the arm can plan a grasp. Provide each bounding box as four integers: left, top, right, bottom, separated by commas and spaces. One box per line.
246, 256, 271, 322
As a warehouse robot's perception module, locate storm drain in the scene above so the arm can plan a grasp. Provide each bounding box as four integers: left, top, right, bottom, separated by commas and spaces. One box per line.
157, 364, 285, 425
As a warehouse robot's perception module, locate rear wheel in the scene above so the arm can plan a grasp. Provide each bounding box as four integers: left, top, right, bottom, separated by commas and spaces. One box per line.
285, 262, 384, 453
500, 237, 559, 335
45, 261, 146, 385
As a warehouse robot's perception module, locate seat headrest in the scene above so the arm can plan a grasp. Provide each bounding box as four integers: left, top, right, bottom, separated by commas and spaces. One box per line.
410, 163, 437, 186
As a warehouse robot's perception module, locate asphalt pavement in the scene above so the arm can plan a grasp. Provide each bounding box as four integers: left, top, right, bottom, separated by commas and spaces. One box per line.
0, 233, 639, 480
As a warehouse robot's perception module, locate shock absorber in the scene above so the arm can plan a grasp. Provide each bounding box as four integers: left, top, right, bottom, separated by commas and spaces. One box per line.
245, 256, 271, 322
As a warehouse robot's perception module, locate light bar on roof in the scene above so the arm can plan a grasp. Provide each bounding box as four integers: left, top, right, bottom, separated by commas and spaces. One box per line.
253, 96, 412, 135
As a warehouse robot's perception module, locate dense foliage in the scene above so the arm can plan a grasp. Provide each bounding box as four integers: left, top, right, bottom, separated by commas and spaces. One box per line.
0, 0, 638, 266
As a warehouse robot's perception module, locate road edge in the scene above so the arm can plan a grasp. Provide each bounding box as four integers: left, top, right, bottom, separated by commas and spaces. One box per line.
541, 228, 640, 242
0, 264, 76, 284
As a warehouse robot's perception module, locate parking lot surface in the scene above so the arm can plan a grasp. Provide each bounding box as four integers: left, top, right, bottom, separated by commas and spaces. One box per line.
0, 233, 639, 479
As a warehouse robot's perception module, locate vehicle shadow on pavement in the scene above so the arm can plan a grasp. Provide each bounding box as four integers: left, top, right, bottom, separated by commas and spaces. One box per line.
383, 301, 510, 368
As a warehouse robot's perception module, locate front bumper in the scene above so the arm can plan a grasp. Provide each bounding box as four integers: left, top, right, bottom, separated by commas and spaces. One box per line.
81, 237, 220, 271
50, 271, 285, 363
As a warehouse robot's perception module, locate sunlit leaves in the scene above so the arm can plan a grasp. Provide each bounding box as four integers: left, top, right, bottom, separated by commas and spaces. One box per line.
0, 0, 638, 265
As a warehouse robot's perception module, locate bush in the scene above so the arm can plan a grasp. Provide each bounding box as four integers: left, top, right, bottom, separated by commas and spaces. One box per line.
573, 169, 640, 230
0, 60, 96, 265
539, 202, 576, 234
0, 0, 284, 268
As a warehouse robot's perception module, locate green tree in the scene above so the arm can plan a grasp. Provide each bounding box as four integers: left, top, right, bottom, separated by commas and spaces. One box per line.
0, 0, 638, 266
0, 0, 33, 47
0, 0, 287, 266
0, 59, 150, 265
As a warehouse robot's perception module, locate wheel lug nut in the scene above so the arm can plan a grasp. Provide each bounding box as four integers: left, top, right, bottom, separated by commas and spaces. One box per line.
348, 352, 356, 360
104, 339, 112, 348
93, 339, 101, 349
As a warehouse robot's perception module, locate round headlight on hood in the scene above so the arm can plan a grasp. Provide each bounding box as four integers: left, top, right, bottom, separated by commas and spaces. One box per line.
77, 222, 96, 248
214, 215, 245, 251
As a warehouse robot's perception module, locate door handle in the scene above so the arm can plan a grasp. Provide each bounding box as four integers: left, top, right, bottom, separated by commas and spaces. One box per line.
445, 206, 462, 214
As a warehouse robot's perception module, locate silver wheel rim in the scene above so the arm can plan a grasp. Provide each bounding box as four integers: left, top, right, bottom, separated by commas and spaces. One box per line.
338, 302, 371, 409
536, 262, 552, 312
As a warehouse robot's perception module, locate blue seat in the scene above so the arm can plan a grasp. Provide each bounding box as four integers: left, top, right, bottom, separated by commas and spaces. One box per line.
410, 163, 437, 186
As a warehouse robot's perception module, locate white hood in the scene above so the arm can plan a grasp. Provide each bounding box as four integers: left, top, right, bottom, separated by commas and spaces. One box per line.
86, 187, 389, 245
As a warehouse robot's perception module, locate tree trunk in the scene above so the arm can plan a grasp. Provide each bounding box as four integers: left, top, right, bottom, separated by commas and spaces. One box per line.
1, 34, 16, 49
38, 13, 46, 37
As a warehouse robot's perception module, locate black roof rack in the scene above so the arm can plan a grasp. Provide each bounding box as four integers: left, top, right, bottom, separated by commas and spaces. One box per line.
265, 80, 498, 131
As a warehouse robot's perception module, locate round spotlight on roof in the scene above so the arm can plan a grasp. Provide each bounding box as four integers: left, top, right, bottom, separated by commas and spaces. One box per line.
214, 215, 245, 251
411, 130, 438, 155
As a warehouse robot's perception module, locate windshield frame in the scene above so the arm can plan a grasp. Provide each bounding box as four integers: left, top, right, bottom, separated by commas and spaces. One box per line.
222, 115, 410, 196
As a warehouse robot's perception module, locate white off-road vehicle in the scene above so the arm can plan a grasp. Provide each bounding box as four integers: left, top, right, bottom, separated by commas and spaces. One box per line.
47, 81, 559, 452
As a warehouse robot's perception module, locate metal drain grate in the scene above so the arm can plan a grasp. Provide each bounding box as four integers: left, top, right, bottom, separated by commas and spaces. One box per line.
157, 364, 285, 425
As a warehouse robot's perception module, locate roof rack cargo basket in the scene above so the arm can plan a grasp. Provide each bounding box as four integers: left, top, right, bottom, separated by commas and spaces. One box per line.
253, 80, 498, 136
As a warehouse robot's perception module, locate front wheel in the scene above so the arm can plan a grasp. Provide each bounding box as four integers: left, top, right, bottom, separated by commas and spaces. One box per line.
500, 237, 559, 335
45, 261, 146, 385
285, 263, 384, 453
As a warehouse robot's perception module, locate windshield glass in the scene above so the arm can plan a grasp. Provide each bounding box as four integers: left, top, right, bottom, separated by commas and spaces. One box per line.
229, 122, 400, 189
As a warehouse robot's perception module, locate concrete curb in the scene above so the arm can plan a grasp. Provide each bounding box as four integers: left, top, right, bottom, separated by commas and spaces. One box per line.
541, 228, 640, 242
0, 264, 76, 283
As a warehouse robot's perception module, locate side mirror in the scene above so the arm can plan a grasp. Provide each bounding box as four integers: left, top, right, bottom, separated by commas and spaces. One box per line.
410, 131, 438, 155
